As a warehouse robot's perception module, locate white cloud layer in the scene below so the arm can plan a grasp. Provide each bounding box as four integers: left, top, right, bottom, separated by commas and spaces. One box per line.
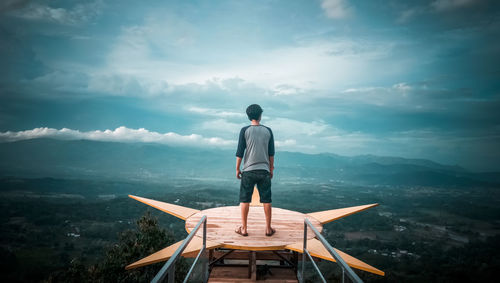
0, 124, 372, 155
0, 126, 236, 148
0, 126, 310, 151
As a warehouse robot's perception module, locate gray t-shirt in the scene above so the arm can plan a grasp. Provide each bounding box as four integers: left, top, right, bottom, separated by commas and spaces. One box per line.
236, 125, 275, 172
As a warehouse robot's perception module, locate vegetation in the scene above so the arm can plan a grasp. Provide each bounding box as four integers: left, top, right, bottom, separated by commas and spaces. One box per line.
42, 211, 187, 283
0, 177, 499, 282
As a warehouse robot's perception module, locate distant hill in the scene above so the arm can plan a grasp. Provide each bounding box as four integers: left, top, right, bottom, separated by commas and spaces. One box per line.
0, 138, 498, 187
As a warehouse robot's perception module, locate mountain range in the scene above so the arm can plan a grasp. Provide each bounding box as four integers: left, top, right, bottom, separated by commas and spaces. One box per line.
0, 138, 498, 188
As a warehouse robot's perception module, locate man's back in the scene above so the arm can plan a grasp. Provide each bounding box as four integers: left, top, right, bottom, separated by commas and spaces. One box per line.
236, 125, 275, 172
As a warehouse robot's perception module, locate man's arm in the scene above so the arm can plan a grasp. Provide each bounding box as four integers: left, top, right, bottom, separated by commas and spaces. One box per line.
236, 157, 243, 179
269, 156, 274, 179
268, 127, 275, 179
235, 127, 247, 179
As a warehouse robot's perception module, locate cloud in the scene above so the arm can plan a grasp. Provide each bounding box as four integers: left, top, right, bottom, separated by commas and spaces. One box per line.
1, 0, 498, 171
321, 0, 352, 19
0, 126, 236, 148
271, 84, 305, 96
0, 126, 318, 153
341, 83, 413, 107
339, 82, 479, 109
11, 6, 407, 101
8, 1, 103, 25
88, 73, 171, 97
0, 0, 29, 13
77, 10, 397, 97
187, 107, 246, 118
397, 0, 483, 23
192, 115, 333, 143
275, 139, 296, 147
97, 37, 395, 96
266, 118, 330, 138
320, 132, 378, 152
396, 7, 423, 23
431, 0, 476, 11
199, 119, 247, 135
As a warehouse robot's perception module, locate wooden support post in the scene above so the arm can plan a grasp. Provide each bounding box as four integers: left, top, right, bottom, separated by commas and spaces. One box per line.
209, 249, 214, 270
248, 251, 257, 281
292, 251, 299, 272
248, 251, 251, 279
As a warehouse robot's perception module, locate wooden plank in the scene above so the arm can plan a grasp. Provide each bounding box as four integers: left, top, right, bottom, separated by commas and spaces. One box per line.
185, 206, 322, 251
211, 250, 293, 261
209, 266, 298, 282
129, 194, 200, 220
307, 203, 379, 224
125, 237, 222, 270
285, 238, 385, 276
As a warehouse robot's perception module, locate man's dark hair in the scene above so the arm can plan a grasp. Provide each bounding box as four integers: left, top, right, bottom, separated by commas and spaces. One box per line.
246, 104, 263, 121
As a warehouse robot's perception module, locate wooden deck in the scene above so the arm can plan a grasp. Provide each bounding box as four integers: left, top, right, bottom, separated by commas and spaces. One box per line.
126, 193, 384, 277
185, 206, 322, 251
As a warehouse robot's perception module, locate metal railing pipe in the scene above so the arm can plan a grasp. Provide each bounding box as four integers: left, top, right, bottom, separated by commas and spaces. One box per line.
151, 215, 207, 283
304, 217, 363, 283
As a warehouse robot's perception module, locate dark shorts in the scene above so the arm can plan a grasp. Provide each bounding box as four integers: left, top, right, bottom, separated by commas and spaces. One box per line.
240, 169, 272, 203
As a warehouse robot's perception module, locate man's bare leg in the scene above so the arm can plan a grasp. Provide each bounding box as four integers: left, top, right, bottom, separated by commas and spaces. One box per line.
240, 202, 250, 234
263, 203, 273, 234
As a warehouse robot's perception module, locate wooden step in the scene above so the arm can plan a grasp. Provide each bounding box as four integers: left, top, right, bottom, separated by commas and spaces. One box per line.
209, 266, 298, 282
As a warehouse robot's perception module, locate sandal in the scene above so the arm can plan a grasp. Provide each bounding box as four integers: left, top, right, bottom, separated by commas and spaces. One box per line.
265, 227, 276, 237
235, 226, 248, 237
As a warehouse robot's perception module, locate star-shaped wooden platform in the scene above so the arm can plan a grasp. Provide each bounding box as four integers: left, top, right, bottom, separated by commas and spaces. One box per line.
125, 188, 384, 276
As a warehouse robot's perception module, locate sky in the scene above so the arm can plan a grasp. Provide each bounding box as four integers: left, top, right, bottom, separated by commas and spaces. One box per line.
0, 0, 499, 171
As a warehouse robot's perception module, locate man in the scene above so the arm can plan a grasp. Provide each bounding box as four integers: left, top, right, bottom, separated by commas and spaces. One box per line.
235, 104, 275, 237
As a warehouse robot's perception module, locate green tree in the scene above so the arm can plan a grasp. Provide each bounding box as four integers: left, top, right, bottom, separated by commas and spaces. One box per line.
46, 211, 188, 283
